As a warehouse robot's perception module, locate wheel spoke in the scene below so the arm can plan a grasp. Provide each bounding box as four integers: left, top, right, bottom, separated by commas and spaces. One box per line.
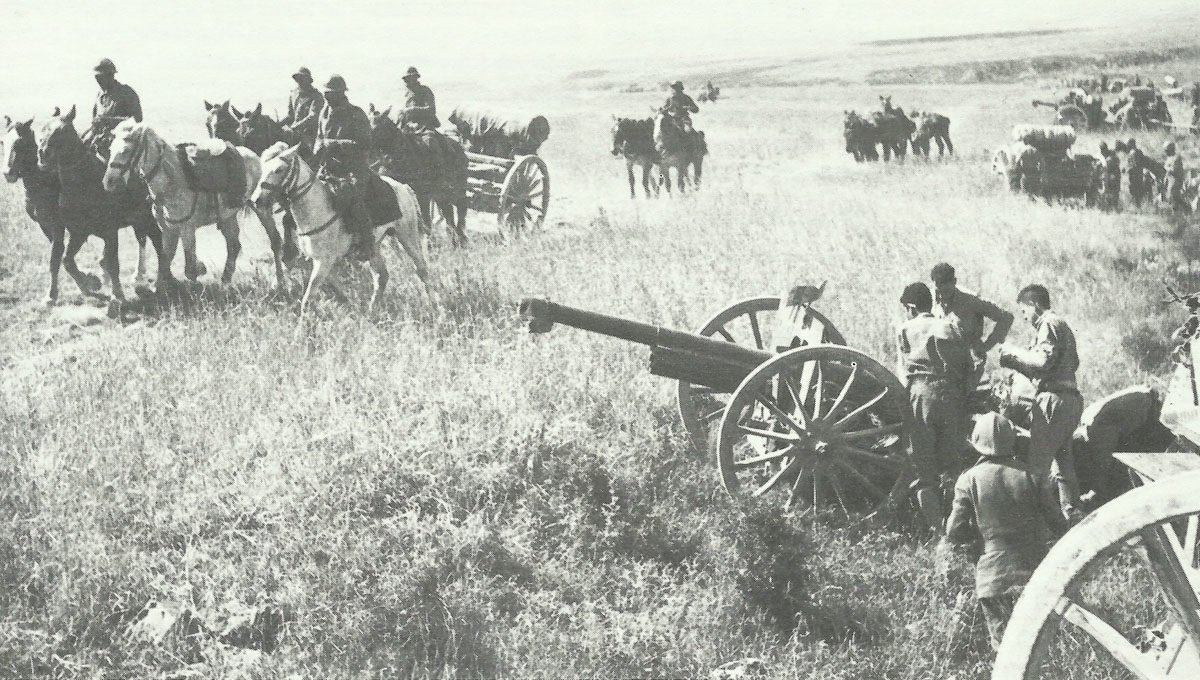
832, 387, 890, 429
1055, 597, 1170, 679
830, 459, 888, 500
715, 326, 735, 343
735, 446, 797, 469
840, 422, 904, 443
787, 464, 813, 509
1138, 524, 1200, 651
752, 458, 797, 498
755, 393, 808, 434
739, 425, 800, 443
826, 362, 859, 421
748, 311, 764, 350
700, 406, 725, 423
811, 361, 825, 420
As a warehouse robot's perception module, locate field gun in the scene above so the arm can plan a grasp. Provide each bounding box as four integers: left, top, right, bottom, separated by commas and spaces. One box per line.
519, 288, 914, 516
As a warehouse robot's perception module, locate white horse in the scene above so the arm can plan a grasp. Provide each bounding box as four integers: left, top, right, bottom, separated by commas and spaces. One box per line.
250, 142, 433, 318
102, 118, 286, 291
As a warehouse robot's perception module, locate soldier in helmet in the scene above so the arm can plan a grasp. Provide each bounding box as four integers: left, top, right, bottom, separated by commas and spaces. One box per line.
663, 81, 700, 134
400, 67, 440, 132
1165, 141, 1188, 213
279, 67, 325, 157
1126, 138, 1148, 207
313, 74, 374, 261
87, 58, 143, 158
1099, 141, 1122, 211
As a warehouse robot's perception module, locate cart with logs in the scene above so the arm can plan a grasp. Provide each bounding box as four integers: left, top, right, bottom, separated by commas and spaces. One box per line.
519, 286, 915, 515
994, 288, 1200, 679
449, 108, 551, 238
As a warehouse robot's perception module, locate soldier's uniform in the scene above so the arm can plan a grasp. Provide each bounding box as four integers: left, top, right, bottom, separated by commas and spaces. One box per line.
281, 67, 325, 153
1101, 146, 1122, 211
663, 82, 699, 133
898, 283, 974, 529
401, 67, 440, 131
944, 413, 1063, 650
1127, 144, 1148, 207
1000, 308, 1084, 522
1166, 145, 1187, 213
935, 287, 1013, 390
1073, 386, 1173, 506
314, 75, 374, 260
88, 58, 142, 158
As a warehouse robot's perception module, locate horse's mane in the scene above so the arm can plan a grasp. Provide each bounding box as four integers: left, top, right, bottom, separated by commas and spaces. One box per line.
261, 141, 292, 163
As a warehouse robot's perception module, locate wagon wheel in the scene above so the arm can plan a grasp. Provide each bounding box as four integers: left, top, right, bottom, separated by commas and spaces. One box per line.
995, 469, 1200, 679
1057, 105, 1089, 132
498, 155, 549, 239
715, 346, 909, 515
676, 297, 845, 453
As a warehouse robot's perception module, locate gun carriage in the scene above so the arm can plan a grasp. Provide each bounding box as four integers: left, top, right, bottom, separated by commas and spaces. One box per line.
520, 289, 914, 514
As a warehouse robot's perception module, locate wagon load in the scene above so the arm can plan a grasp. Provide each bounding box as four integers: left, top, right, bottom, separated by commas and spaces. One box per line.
446, 107, 551, 157
1011, 124, 1076, 152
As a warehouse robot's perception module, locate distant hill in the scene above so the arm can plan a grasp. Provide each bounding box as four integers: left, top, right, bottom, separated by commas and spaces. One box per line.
862, 29, 1068, 47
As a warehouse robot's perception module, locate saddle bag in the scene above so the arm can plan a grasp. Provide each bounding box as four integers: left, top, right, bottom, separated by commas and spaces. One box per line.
176, 140, 246, 197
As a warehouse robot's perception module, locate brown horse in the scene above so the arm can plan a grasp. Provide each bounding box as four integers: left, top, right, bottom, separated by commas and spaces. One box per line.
235, 103, 297, 156
205, 100, 242, 145
611, 116, 659, 198
37, 106, 161, 303
843, 111, 880, 162
4, 117, 61, 243
652, 111, 705, 193
368, 104, 467, 246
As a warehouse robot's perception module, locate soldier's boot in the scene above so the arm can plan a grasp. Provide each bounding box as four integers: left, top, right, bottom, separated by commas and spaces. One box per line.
346, 194, 374, 262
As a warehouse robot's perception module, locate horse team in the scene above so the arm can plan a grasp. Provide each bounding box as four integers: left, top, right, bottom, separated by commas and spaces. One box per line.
844, 96, 954, 162
610, 111, 708, 199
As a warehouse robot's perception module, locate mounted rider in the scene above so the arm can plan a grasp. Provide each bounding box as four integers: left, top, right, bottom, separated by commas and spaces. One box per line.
401, 66, 441, 133
280, 66, 325, 158
86, 58, 142, 158
314, 74, 374, 261
663, 81, 699, 134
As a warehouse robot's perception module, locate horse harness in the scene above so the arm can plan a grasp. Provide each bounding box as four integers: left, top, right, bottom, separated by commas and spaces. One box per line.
108, 128, 230, 226
259, 154, 338, 237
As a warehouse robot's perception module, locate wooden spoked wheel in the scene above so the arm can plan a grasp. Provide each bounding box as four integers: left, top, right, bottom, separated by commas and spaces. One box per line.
676, 296, 845, 454
715, 346, 909, 514
498, 155, 549, 238
995, 469, 1200, 679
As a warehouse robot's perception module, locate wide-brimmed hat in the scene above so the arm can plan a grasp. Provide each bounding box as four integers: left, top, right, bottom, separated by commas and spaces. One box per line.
671, 81, 684, 90
292, 67, 313, 81
971, 412, 1016, 459
403, 67, 421, 80
323, 74, 348, 93
93, 58, 117, 75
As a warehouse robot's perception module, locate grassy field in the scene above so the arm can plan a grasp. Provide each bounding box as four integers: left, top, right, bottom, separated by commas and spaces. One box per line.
3, 27, 1200, 680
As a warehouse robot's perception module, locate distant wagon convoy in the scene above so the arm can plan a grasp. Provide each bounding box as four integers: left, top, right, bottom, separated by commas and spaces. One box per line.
445, 107, 550, 238
1032, 84, 1172, 132
992, 124, 1100, 205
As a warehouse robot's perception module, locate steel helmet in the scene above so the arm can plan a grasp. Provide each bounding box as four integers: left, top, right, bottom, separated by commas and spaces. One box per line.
292, 66, 313, 80
323, 74, 348, 92
403, 67, 421, 80
1165, 141, 1177, 155
93, 58, 117, 75
970, 412, 1017, 459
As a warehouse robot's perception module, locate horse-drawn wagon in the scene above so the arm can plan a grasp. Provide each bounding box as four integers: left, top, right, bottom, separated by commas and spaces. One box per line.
1032, 86, 1171, 132
447, 108, 550, 238
991, 125, 1100, 205
520, 285, 916, 515
993, 288, 1200, 678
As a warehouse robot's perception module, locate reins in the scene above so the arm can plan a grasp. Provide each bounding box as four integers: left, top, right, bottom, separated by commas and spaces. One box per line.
109, 128, 199, 225
260, 154, 336, 237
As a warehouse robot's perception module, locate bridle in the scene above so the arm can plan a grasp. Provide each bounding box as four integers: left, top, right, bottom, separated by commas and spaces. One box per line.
107, 126, 165, 185
259, 153, 336, 236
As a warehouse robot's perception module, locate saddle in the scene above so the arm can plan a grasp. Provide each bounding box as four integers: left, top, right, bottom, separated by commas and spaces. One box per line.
176, 140, 245, 197
322, 173, 401, 228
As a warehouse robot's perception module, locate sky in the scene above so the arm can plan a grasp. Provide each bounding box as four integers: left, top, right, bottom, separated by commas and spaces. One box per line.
1, 0, 1197, 135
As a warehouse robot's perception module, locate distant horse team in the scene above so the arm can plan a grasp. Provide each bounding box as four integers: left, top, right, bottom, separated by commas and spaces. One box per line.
844, 96, 954, 163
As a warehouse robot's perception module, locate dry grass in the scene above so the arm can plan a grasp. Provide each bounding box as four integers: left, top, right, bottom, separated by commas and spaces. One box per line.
0, 52, 1198, 679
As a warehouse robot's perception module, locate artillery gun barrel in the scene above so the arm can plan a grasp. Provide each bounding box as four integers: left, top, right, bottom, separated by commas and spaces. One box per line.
519, 298, 773, 392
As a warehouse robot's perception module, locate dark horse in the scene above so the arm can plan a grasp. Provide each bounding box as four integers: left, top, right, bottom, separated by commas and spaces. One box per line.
871, 97, 914, 162
653, 112, 705, 193
910, 111, 954, 159
36, 106, 162, 302
205, 100, 242, 145
234, 103, 297, 156
4, 117, 61, 244
367, 104, 468, 246
843, 111, 879, 162
611, 117, 659, 199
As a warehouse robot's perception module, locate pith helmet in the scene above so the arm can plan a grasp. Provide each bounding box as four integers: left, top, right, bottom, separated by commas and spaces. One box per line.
971, 412, 1017, 459
671, 81, 684, 90
323, 74, 348, 93
93, 58, 117, 75
292, 66, 313, 80
403, 67, 421, 80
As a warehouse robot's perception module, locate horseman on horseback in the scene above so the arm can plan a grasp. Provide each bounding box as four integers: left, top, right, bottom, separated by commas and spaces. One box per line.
663, 81, 699, 134
314, 74, 374, 261
86, 58, 142, 159
401, 66, 441, 133
280, 66, 325, 158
